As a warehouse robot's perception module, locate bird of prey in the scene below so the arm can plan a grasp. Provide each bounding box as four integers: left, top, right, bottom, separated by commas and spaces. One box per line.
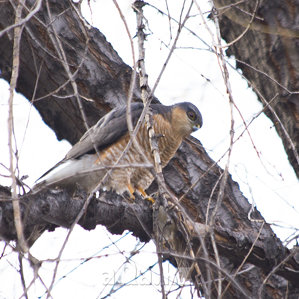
35, 102, 202, 199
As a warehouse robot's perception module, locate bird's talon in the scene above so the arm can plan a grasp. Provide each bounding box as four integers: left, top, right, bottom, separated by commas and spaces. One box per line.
145, 196, 155, 204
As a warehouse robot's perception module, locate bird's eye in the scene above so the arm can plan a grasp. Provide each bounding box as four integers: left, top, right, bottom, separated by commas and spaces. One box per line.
187, 110, 196, 121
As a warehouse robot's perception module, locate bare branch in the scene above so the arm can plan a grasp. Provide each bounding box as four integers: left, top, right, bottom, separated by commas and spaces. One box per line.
8, 0, 28, 253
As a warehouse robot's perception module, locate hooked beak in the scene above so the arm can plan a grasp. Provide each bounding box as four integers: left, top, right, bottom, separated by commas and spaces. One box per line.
192, 123, 201, 132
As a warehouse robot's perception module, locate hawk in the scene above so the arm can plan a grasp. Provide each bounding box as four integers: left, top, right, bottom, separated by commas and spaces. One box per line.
35, 102, 202, 199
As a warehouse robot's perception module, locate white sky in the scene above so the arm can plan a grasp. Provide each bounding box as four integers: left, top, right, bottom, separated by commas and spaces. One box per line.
0, 0, 298, 298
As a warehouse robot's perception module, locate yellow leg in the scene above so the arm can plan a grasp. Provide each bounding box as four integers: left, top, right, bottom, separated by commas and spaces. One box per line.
137, 187, 155, 203
127, 183, 135, 200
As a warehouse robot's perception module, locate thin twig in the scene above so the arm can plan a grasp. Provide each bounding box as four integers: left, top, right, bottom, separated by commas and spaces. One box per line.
18, 254, 29, 299
133, 2, 167, 297
149, 1, 193, 99
211, 0, 260, 49
210, 232, 222, 298
43, 1, 93, 296
112, 0, 152, 174
194, 2, 237, 295
257, 247, 298, 299
222, 221, 265, 297
8, 0, 28, 253
0, 0, 42, 38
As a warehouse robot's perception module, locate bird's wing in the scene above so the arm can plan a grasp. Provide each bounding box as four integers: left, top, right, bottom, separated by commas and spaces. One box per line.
35, 103, 172, 183
65, 102, 145, 160
35, 103, 144, 183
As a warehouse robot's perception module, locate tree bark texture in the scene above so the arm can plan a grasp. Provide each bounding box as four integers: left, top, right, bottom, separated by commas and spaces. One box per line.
0, 0, 298, 298
214, 0, 299, 179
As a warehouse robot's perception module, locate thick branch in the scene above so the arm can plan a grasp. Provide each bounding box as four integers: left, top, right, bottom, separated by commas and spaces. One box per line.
0, 186, 152, 243
214, 0, 299, 178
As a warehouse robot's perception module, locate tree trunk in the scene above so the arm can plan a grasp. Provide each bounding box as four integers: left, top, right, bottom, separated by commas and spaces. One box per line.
0, 0, 298, 298
214, 0, 299, 179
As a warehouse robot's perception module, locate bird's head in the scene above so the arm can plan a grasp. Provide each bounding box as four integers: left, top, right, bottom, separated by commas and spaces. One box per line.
172, 102, 203, 137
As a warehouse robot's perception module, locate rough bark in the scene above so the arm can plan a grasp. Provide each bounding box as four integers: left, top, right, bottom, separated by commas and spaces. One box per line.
0, 186, 152, 244
0, 0, 299, 298
213, 0, 299, 179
